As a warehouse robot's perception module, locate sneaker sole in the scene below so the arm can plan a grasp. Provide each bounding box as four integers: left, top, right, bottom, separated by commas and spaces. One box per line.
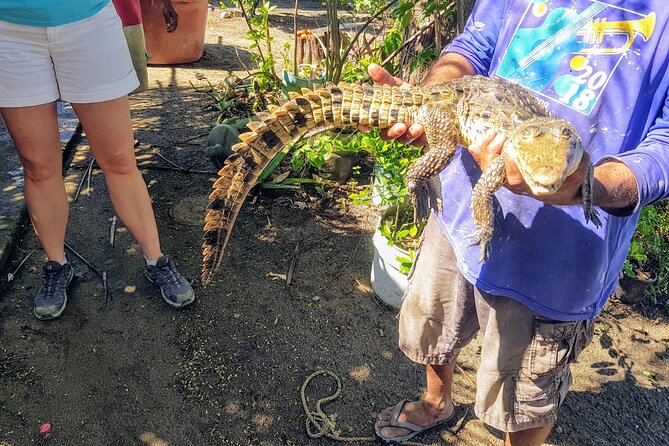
145, 270, 195, 309
34, 267, 74, 321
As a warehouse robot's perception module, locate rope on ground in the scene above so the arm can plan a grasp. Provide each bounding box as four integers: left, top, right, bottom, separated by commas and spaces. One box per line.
301, 370, 374, 443
300, 369, 440, 445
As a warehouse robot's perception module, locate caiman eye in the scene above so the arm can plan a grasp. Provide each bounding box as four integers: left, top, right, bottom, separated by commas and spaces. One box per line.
522, 126, 541, 139
561, 127, 574, 139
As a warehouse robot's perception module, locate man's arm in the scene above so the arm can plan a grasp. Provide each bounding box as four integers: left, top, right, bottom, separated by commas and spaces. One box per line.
472, 133, 639, 212
419, 52, 476, 86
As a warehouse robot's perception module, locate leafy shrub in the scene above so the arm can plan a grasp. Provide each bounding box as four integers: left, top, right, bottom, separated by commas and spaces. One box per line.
623, 201, 669, 305
347, 129, 425, 255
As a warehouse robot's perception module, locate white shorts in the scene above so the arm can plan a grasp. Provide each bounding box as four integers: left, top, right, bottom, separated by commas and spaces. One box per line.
0, 2, 140, 107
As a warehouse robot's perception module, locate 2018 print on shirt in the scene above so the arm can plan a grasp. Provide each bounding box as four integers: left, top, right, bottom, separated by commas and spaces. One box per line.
497, 0, 656, 116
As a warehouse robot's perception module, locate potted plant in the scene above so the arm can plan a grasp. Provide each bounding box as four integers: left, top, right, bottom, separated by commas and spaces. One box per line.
348, 130, 425, 308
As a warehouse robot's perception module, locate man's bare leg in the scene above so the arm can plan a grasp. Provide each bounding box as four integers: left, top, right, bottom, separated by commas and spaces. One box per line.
506, 423, 554, 446
1, 103, 69, 262
376, 354, 458, 440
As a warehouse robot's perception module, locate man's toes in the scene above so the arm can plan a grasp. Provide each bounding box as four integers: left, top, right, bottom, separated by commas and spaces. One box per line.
376, 407, 395, 423
379, 426, 413, 440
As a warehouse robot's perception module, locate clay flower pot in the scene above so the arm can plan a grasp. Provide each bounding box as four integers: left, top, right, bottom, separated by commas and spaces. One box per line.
140, 0, 209, 65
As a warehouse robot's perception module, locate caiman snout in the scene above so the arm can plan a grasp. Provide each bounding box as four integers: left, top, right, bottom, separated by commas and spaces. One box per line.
524, 165, 565, 195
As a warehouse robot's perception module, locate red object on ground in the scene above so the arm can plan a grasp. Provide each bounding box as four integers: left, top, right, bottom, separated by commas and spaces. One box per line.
39, 422, 52, 434
140, 0, 209, 65
112, 0, 143, 26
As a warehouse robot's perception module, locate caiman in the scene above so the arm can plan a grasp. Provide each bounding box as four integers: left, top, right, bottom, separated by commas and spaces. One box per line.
201, 75, 601, 285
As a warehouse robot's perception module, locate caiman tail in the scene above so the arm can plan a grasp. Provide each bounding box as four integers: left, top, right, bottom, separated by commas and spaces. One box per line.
202, 84, 433, 286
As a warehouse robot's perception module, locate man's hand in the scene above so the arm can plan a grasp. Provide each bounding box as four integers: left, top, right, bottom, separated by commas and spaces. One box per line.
358, 64, 428, 146
162, 0, 179, 33
469, 132, 590, 206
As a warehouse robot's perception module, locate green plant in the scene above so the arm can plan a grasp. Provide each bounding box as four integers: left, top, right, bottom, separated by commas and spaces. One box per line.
346, 129, 425, 257
623, 201, 669, 305
378, 203, 425, 250
321, 0, 399, 83
236, 0, 280, 93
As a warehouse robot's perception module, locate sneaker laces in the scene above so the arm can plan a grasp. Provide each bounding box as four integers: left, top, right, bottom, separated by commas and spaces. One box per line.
156, 261, 186, 287
40, 269, 68, 298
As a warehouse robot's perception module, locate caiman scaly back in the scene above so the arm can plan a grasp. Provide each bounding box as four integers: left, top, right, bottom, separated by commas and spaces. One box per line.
202, 76, 601, 285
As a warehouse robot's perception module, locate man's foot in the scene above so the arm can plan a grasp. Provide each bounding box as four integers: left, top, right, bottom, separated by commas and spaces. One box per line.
33, 261, 74, 321
375, 399, 455, 444
145, 255, 195, 308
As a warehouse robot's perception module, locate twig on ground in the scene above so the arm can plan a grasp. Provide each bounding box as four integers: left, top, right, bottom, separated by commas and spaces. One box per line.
73, 158, 95, 202
181, 132, 209, 143
64, 241, 102, 278
64, 242, 111, 306
152, 148, 188, 170
343, 265, 373, 294
185, 153, 207, 171
86, 161, 92, 193
6, 249, 35, 282
286, 241, 301, 286
20, 323, 49, 336
149, 148, 216, 174
110, 215, 117, 247
456, 362, 477, 388
102, 271, 109, 307
137, 164, 218, 175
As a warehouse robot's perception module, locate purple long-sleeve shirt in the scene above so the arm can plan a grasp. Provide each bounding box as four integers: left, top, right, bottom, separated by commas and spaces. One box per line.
435, 0, 669, 320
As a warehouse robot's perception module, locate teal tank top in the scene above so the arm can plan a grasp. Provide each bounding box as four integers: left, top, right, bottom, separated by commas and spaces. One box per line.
0, 0, 110, 27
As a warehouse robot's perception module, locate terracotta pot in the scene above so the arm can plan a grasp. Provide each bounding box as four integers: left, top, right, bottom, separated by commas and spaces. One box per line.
140, 0, 209, 65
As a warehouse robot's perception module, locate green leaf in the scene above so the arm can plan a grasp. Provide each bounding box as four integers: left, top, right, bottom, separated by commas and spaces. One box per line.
256, 145, 291, 184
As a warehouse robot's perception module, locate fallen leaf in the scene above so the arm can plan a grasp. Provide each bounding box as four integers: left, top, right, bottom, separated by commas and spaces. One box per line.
266, 272, 287, 281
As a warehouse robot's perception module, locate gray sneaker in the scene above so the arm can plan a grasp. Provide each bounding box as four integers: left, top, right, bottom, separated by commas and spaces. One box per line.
34, 261, 74, 321
144, 255, 195, 308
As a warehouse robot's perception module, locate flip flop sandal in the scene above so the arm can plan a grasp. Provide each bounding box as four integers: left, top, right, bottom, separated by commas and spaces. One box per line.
374, 399, 455, 444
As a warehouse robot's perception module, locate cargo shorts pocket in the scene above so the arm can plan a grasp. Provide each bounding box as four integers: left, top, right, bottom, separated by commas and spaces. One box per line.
527, 319, 577, 375
513, 318, 581, 425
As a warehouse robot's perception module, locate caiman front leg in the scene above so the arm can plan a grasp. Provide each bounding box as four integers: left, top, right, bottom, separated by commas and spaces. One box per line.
470, 152, 507, 262
408, 103, 459, 223
582, 162, 602, 227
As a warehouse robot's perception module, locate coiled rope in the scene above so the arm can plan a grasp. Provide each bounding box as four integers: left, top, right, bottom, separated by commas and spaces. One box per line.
300, 369, 445, 445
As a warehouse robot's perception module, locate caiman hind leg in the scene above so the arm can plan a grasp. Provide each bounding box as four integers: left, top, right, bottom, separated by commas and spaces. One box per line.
407, 102, 459, 223
582, 162, 602, 227
470, 153, 507, 262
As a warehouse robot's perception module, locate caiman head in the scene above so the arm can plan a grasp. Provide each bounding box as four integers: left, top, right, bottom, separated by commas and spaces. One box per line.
509, 117, 584, 196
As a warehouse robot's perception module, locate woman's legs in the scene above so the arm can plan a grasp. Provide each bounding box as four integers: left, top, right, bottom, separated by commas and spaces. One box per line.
71, 96, 162, 260
72, 96, 194, 308
2, 103, 75, 319
1, 103, 68, 262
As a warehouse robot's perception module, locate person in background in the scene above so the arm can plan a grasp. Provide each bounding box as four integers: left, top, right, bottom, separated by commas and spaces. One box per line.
367, 1, 669, 444
113, 0, 178, 145
0, 0, 195, 321
112, 0, 178, 95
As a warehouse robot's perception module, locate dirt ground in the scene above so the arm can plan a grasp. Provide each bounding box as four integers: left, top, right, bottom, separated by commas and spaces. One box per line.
1, 3, 668, 446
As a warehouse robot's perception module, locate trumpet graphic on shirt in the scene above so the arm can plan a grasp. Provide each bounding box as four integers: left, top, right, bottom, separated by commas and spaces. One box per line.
576, 12, 656, 55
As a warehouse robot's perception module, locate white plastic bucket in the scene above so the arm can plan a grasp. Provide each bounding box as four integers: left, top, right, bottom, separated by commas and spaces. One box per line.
370, 228, 409, 309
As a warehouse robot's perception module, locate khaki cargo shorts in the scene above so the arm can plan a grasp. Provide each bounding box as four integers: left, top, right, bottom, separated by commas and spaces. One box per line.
398, 215, 594, 433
